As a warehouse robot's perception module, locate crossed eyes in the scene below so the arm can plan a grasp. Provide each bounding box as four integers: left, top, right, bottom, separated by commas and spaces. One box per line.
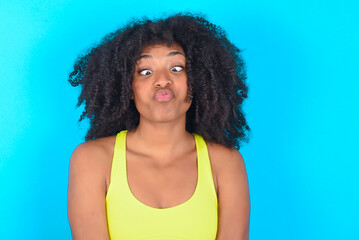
138, 65, 184, 76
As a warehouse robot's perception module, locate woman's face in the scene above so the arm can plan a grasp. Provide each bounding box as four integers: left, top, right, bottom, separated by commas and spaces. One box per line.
132, 43, 191, 124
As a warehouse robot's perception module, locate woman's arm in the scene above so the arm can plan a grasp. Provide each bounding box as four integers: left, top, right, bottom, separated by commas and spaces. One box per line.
210, 145, 250, 240
67, 142, 110, 240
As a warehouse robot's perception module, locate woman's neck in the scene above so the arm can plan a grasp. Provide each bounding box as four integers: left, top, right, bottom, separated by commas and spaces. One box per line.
127, 118, 194, 162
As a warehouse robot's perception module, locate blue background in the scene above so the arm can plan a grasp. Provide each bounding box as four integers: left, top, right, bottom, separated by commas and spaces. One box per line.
0, 0, 358, 239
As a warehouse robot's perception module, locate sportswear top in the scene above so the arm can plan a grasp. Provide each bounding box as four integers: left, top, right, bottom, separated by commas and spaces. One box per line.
105, 130, 218, 240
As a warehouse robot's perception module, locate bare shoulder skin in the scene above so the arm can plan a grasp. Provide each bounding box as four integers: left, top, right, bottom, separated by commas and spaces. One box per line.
67, 136, 115, 240
207, 143, 250, 240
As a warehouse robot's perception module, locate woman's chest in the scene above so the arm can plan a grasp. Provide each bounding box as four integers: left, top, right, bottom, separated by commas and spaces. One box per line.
125, 150, 198, 209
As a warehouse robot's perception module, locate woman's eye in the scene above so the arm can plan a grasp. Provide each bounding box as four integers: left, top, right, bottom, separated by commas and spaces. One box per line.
139, 69, 152, 76
171, 66, 184, 72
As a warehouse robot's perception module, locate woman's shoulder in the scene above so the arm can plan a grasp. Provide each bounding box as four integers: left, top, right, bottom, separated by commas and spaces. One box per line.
72, 135, 116, 158
69, 135, 117, 181
206, 142, 246, 181
207, 142, 244, 164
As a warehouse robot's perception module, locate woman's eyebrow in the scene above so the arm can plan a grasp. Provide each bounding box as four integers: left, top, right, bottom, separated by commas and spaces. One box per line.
167, 51, 185, 57
138, 54, 152, 60
138, 51, 185, 60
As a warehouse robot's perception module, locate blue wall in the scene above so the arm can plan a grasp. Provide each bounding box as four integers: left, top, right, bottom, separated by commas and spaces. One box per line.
0, 0, 358, 239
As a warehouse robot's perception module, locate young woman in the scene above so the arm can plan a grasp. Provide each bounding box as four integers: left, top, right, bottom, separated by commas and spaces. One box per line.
67, 13, 250, 240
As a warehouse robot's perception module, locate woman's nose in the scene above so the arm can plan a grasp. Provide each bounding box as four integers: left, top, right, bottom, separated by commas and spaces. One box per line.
153, 70, 172, 88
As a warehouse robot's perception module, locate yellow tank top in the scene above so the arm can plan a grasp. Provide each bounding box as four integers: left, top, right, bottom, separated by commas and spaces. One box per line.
105, 130, 218, 240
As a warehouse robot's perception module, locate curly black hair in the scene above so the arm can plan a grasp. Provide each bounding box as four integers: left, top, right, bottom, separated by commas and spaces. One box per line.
68, 12, 250, 149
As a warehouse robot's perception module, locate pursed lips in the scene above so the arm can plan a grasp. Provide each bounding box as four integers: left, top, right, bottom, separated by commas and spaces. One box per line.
153, 88, 174, 102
